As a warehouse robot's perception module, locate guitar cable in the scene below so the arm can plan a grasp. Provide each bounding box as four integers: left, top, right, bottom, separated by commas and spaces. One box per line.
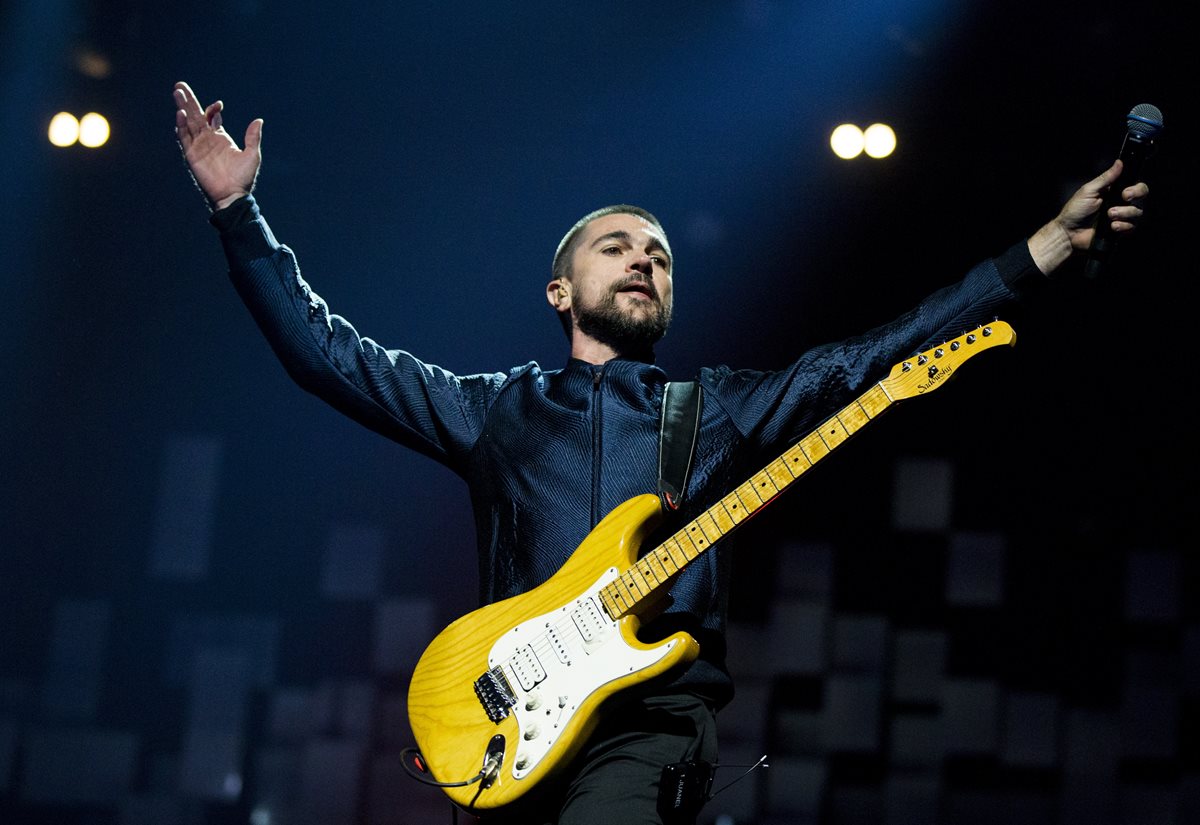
400, 746, 501, 788
707, 753, 769, 799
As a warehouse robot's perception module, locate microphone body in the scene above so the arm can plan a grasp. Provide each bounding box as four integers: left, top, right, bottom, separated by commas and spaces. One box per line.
1084, 104, 1163, 279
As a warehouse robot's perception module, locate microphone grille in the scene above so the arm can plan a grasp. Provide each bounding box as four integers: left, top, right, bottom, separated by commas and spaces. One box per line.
1127, 103, 1164, 138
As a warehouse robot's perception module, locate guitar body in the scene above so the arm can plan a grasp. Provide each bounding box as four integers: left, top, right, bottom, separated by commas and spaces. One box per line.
406, 493, 701, 813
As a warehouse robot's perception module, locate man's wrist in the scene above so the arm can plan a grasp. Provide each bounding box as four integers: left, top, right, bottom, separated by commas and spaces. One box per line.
212, 191, 250, 212
1027, 219, 1073, 276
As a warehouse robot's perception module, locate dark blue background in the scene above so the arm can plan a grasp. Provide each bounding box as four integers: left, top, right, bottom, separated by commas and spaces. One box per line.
1, 1, 1194, 823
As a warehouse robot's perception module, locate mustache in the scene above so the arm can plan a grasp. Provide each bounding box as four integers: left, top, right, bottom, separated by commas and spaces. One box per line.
609, 275, 660, 302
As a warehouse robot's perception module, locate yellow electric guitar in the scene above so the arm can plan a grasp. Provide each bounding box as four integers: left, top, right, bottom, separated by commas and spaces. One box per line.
406, 321, 1016, 813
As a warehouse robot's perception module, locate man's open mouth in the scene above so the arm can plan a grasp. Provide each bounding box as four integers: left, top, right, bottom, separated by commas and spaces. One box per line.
616, 280, 656, 300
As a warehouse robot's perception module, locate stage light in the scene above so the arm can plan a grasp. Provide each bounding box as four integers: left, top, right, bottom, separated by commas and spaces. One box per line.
48, 112, 80, 147
78, 113, 110, 148
864, 123, 896, 158
830, 123, 865, 159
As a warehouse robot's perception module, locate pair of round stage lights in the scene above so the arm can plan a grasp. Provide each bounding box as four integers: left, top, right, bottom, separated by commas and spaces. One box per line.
830, 123, 896, 159
48, 112, 111, 148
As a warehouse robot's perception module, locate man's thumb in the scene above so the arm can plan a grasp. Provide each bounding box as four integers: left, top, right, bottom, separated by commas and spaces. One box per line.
245, 118, 264, 153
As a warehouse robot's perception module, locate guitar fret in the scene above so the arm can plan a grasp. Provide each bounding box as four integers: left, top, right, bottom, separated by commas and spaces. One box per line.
602, 585, 626, 619
753, 471, 780, 499
636, 561, 659, 589
782, 445, 812, 477
817, 418, 850, 450
613, 576, 637, 605
800, 432, 829, 463
599, 589, 619, 618
696, 512, 723, 542
736, 482, 765, 509
687, 523, 711, 550
721, 493, 749, 523
667, 538, 692, 567
678, 528, 698, 551
655, 548, 677, 576
636, 560, 662, 589
860, 385, 891, 417
765, 459, 793, 490
838, 401, 872, 433
638, 556, 667, 589
742, 479, 766, 503
625, 569, 649, 596
710, 503, 737, 533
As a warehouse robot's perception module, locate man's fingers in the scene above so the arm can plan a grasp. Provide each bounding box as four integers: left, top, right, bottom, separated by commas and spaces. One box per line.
174, 108, 191, 148
173, 82, 205, 120
204, 100, 224, 130
1086, 159, 1123, 195
244, 118, 264, 153
1123, 182, 1150, 202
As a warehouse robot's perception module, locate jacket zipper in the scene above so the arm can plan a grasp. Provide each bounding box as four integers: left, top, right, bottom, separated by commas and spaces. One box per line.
590, 366, 604, 527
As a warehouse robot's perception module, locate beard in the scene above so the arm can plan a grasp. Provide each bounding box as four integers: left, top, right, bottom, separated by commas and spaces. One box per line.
574, 280, 673, 355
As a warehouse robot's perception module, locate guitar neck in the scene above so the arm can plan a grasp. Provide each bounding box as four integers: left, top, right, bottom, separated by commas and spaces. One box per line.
597, 319, 1017, 619
598, 381, 895, 619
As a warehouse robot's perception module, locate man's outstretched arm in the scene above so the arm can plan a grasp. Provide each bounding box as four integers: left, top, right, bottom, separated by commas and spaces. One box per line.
172, 81, 503, 467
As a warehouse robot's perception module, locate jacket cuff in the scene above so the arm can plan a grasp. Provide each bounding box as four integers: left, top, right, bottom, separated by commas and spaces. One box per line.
993, 239, 1045, 299
208, 194, 280, 260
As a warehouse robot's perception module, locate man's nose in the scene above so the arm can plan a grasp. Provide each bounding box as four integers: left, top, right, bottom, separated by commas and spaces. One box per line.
628, 255, 653, 275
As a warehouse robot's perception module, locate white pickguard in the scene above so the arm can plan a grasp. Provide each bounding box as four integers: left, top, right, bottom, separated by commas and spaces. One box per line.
486, 567, 678, 780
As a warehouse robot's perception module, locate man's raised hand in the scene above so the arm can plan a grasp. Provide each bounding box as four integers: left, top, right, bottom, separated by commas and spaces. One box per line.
1027, 159, 1150, 276
173, 81, 263, 211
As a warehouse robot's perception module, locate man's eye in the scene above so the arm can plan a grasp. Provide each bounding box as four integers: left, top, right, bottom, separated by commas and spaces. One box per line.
602, 246, 622, 255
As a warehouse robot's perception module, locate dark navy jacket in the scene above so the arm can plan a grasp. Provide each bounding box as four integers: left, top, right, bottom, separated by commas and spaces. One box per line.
213, 195, 1043, 705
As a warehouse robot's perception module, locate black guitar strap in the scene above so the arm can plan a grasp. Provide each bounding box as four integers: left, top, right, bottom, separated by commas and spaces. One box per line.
657, 381, 703, 511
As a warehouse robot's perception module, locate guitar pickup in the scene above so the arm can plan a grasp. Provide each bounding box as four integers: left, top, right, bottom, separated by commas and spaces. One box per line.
474, 666, 517, 723
546, 626, 572, 665
571, 597, 608, 644
510, 645, 547, 691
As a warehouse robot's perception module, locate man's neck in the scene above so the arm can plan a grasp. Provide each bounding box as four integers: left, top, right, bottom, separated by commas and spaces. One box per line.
569, 335, 653, 366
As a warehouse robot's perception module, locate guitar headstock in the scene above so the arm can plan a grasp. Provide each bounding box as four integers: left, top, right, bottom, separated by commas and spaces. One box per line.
880, 321, 1016, 401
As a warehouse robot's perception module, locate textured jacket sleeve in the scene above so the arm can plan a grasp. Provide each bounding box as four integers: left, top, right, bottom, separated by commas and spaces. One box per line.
210, 195, 505, 469
701, 243, 1044, 457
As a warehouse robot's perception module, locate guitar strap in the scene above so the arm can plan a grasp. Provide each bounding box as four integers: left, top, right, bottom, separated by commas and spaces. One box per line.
657, 381, 703, 511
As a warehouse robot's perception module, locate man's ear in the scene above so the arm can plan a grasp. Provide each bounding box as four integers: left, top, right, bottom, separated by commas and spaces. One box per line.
546, 279, 570, 311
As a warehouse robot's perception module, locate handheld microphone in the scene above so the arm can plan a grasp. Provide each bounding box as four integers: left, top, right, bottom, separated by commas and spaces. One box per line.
1084, 103, 1163, 279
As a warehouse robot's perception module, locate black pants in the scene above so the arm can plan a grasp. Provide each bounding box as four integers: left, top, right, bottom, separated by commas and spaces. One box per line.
477, 691, 718, 825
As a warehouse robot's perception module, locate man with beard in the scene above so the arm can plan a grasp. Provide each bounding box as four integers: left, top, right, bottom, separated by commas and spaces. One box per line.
173, 81, 1147, 824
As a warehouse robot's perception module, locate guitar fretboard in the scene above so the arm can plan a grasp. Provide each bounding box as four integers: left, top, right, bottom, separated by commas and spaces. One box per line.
597, 383, 895, 619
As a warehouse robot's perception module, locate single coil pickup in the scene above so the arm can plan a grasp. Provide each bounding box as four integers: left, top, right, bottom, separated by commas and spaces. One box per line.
546, 626, 572, 665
